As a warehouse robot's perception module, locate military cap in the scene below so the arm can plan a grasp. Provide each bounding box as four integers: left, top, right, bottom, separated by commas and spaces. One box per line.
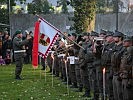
71, 33, 77, 37
113, 30, 124, 37
123, 36, 133, 42
68, 34, 71, 37
106, 31, 114, 37
90, 31, 99, 36
15, 30, 22, 35
100, 29, 107, 35
81, 32, 89, 37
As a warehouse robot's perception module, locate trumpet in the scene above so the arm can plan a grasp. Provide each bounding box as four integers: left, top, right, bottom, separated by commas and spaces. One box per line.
56, 44, 74, 52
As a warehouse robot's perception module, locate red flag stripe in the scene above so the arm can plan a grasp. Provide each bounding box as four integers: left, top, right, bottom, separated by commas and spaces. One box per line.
32, 21, 40, 69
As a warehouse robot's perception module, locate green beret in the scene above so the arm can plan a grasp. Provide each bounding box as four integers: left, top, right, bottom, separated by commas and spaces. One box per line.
15, 30, 22, 35
100, 29, 107, 35
81, 32, 90, 37
90, 31, 99, 36
113, 30, 124, 37
124, 36, 133, 42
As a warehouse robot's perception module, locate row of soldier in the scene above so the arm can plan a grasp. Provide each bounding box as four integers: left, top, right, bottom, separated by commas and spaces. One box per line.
46, 30, 133, 100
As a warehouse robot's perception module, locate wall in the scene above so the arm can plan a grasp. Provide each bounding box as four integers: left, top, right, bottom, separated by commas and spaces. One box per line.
10, 13, 133, 36
95, 13, 133, 35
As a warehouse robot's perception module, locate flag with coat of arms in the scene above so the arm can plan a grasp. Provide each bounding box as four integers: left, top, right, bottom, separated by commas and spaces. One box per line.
32, 17, 60, 69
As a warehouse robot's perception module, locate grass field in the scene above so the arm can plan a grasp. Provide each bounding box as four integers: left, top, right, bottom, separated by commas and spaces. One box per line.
0, 64, 87, 100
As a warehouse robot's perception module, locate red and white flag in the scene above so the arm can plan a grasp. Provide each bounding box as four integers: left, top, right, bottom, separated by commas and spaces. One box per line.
32, 18, 59, 69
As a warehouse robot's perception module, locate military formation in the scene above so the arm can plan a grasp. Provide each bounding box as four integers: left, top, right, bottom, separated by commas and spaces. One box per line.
46, 30, 133, 100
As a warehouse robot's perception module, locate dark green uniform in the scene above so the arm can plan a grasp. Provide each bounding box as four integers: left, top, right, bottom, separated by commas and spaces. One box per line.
86, 42, 95, 95
79, 41, 91, 96
93, 42, 103, 100
111, 43, 126, 100
47, 53, 52, 72
13, 36, 29, 78
120, 46, 133, 100
68, 45, 77, 88
54, 53, 59, 77
75, 44, 83, 91
101, 42, 115, 100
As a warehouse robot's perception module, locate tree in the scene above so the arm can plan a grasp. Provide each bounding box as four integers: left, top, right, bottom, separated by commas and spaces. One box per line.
0, 0, 16, 31
57, 0, 70, 14
27, 0, 53, 14
70, 0, 96, 34
96, 0, 106, 13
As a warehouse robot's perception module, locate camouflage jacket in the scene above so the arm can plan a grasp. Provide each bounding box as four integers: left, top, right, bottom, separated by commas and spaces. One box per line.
120, 46, 133, 79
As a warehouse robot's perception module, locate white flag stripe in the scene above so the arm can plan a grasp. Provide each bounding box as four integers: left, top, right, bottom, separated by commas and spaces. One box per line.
38, 18, 58, 58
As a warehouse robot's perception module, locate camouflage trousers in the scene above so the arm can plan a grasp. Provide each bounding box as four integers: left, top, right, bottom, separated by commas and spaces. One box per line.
113, 75, 123, 100
122, 79, 133, 100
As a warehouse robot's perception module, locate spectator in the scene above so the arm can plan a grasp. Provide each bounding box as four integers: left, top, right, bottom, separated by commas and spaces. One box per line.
0, 55, 5, 65
0, 31, 3, 56
24, 31, 33, 64
2, 34, 12, 59
4, 54, 11, 65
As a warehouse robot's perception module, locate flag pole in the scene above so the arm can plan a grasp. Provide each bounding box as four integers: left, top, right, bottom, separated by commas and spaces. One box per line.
35, 14, 85, 50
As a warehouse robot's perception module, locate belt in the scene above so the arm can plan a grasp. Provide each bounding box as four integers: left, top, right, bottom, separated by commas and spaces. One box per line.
14, 50, 26, 53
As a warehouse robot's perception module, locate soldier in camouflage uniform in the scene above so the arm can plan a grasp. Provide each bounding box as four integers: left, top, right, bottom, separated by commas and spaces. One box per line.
111, 31, 126, 100
89, 31, 103, 100
78, 32, 91, 97
58, 40, 66, 81
101, 31, 115, 100
13, 30, 31, 80
47, 52, 52, 73
86, 32, 97, 94
74, 35, 83, 92
54, 52, 59, 77
68, 33, 78, 88
120, 37, 133, 100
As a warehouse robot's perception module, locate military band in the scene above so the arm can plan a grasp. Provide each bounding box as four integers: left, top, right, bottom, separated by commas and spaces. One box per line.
13, 29, 133, 99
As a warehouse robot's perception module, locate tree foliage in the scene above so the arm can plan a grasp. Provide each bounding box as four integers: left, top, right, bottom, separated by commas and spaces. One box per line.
0, 0, 16, 31
57, 0, 70, 14
70, 0, 96, 34
27, 0, 53, 14
96, 0, 126, 13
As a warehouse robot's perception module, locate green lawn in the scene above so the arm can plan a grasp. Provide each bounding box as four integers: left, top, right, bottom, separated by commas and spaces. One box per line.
0, 64, 86, 100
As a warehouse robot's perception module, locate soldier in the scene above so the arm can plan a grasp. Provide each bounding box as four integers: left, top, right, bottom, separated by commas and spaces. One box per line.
53, 51, 59, 77
91, 31, 103, 100
41, 57, 45, 70
111, 30, 126, 100
59, 40, 67, 82
99, 29, 107, 38
120, 36, 133, 100
47, 52, 52, 73
13, 30, 31, 80
68, 33, 78, 88
78, 32, 92, 97
101, 31, 115, 100
74, 33, 86, 92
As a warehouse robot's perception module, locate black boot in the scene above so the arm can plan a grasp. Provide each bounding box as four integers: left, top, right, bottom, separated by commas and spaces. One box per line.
82, 90, 91, 97
75, 87, 83, 92
70, 83, 78, 88
15, 75, 22, 80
